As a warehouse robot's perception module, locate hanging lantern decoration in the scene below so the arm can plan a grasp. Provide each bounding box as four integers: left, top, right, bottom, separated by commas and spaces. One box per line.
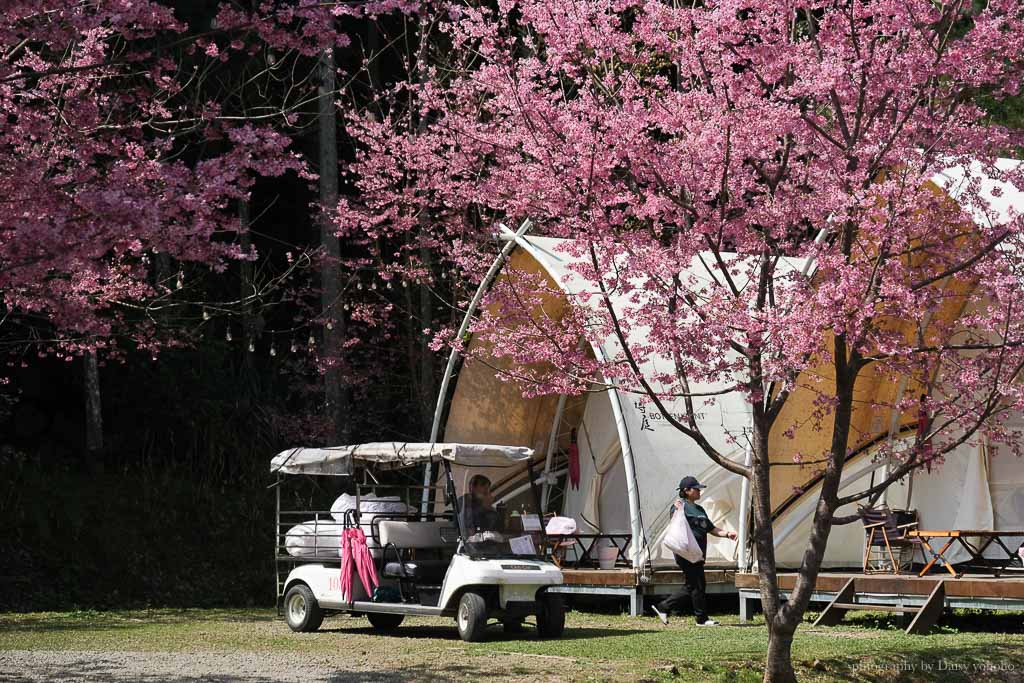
225, 328, 233, 342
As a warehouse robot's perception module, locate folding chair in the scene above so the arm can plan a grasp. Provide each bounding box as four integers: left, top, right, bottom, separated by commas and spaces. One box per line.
860, 506, 921, 574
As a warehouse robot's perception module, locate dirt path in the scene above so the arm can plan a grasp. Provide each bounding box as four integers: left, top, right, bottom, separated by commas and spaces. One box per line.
0, 649, 579, 683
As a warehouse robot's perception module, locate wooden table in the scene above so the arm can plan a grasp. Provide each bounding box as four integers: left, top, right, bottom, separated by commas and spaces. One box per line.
544, 534, 632, 568
908, 530, 1024, 578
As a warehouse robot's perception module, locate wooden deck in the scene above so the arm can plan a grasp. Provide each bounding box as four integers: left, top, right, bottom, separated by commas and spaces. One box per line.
551, 567, 737, 615
735, 571, 1024, 621
736, 571, 1024, 599
560, 567, 736, 587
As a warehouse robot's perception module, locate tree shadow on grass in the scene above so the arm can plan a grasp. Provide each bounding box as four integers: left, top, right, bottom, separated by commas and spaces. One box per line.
800, 642, 1024, 683
321, 622, 650, 643
843, 610, 1024, 634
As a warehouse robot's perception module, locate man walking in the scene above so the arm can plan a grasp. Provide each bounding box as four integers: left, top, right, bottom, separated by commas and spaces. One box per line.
651, 476, 737, 626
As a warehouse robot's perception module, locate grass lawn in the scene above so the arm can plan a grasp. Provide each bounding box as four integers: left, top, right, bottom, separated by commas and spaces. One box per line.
2, 606, 1023, 682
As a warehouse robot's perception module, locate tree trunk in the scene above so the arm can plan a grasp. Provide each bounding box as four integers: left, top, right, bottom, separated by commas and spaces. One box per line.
83, 350, 103, 454
413, 19, 436, 437
764, 626, 798, 683
753, 337, 859, 683
239, 199, 256, 375
417, 245, 434, 435
318, 46, 349, 442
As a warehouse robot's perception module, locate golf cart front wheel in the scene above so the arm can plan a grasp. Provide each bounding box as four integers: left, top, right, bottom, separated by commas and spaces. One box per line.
536, 593, 565, 638
456, 591, 488, 642
367, 612, 404, 632
284, 584, 324, 632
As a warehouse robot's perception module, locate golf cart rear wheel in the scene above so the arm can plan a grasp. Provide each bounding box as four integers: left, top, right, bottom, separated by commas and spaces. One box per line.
536, 593, 565, 638
367, 612, 404, 632
284, 584, 324, 632
456, 591, 488, 642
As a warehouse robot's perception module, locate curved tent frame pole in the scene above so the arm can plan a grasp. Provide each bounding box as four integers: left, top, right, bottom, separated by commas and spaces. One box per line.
541, 394, 568, 512
420, 219, 533, 515
494, 227, 645, 566
737, 443, 754, 571
604, 378, 644, 567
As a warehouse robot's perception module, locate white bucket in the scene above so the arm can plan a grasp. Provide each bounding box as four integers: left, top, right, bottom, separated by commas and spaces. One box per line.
597, 545, 618, 570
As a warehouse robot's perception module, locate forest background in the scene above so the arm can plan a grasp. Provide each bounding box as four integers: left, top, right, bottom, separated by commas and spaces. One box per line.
2, 0, 1022, 611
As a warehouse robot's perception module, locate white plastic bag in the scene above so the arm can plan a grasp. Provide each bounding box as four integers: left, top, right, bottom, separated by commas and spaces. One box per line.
662, 509, 704, 563
545, 516, 577, 535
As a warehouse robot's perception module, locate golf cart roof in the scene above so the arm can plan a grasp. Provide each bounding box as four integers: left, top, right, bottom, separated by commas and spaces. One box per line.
270, 442, 535, 476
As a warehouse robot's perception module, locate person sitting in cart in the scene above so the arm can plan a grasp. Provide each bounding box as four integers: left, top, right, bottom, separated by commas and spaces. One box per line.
459, 474, 499, 534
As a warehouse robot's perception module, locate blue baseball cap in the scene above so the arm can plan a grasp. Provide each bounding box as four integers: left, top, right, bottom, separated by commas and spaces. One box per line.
678, 476, 706, 491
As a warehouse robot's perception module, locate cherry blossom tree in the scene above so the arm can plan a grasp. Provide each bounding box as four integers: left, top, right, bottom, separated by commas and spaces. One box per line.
337, 1, 1024, 680
0, 2, 337, 353
0, 2, 432, 444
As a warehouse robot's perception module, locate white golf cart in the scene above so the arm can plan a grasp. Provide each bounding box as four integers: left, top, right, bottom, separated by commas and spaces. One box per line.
271, 442, 565, 641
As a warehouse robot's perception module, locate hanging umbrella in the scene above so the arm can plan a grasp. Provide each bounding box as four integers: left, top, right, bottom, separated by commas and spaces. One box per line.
349, 527, 379, 599
340, 527, 379, 603
339, 528, 354, 602
568, 428, 580, 490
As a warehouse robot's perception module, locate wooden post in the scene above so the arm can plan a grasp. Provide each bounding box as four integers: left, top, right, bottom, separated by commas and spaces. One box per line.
905, 580, 945, 635
83, 350, 103, 453
812, 577, 855, 627
318, 45, 348, 442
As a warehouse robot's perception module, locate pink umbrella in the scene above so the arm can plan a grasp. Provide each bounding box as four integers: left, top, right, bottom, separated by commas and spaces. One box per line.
340, 527, 379, 603
339, 528, 354, 602
350, 527, 379, 599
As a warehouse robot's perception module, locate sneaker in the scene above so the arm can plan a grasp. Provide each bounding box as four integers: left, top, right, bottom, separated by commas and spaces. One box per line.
697, 619, 720, 626
650, 604, 669, 625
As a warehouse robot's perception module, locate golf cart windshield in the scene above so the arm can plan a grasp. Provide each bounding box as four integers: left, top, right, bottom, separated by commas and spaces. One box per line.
448, 464, 544, 561
462, 501, 548, 561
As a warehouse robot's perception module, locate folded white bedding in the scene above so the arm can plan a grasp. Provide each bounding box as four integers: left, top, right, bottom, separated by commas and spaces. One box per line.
284, 520, 345, 557
330, 493, 411, 522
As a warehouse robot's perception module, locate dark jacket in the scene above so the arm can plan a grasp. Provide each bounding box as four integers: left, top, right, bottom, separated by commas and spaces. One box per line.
458, 494, 497, 533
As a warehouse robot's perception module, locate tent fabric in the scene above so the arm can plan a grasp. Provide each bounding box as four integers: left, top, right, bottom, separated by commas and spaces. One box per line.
580, 442, 624, 533
520, 235, 781, 564
932, 158, 1023, 230
440, 158, 1024, 570
985, 411, 1024, 557
770, 434, 998, 569
271, 442, 535, 476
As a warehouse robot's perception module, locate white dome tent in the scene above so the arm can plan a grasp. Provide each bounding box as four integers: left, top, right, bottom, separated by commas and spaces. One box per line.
424, 160, 1024, 612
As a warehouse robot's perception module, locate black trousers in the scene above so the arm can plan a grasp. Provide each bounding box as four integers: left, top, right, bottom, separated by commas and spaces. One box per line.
657, 556, 708, 623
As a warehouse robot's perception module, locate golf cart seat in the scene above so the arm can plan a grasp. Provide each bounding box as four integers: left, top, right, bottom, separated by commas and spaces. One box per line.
383, 559, 450, 581
378, 520, 457, 583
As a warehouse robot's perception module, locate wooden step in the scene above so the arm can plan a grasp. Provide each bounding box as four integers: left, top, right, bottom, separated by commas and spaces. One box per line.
812, 578, 947, 634
828, 602, 918, 613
